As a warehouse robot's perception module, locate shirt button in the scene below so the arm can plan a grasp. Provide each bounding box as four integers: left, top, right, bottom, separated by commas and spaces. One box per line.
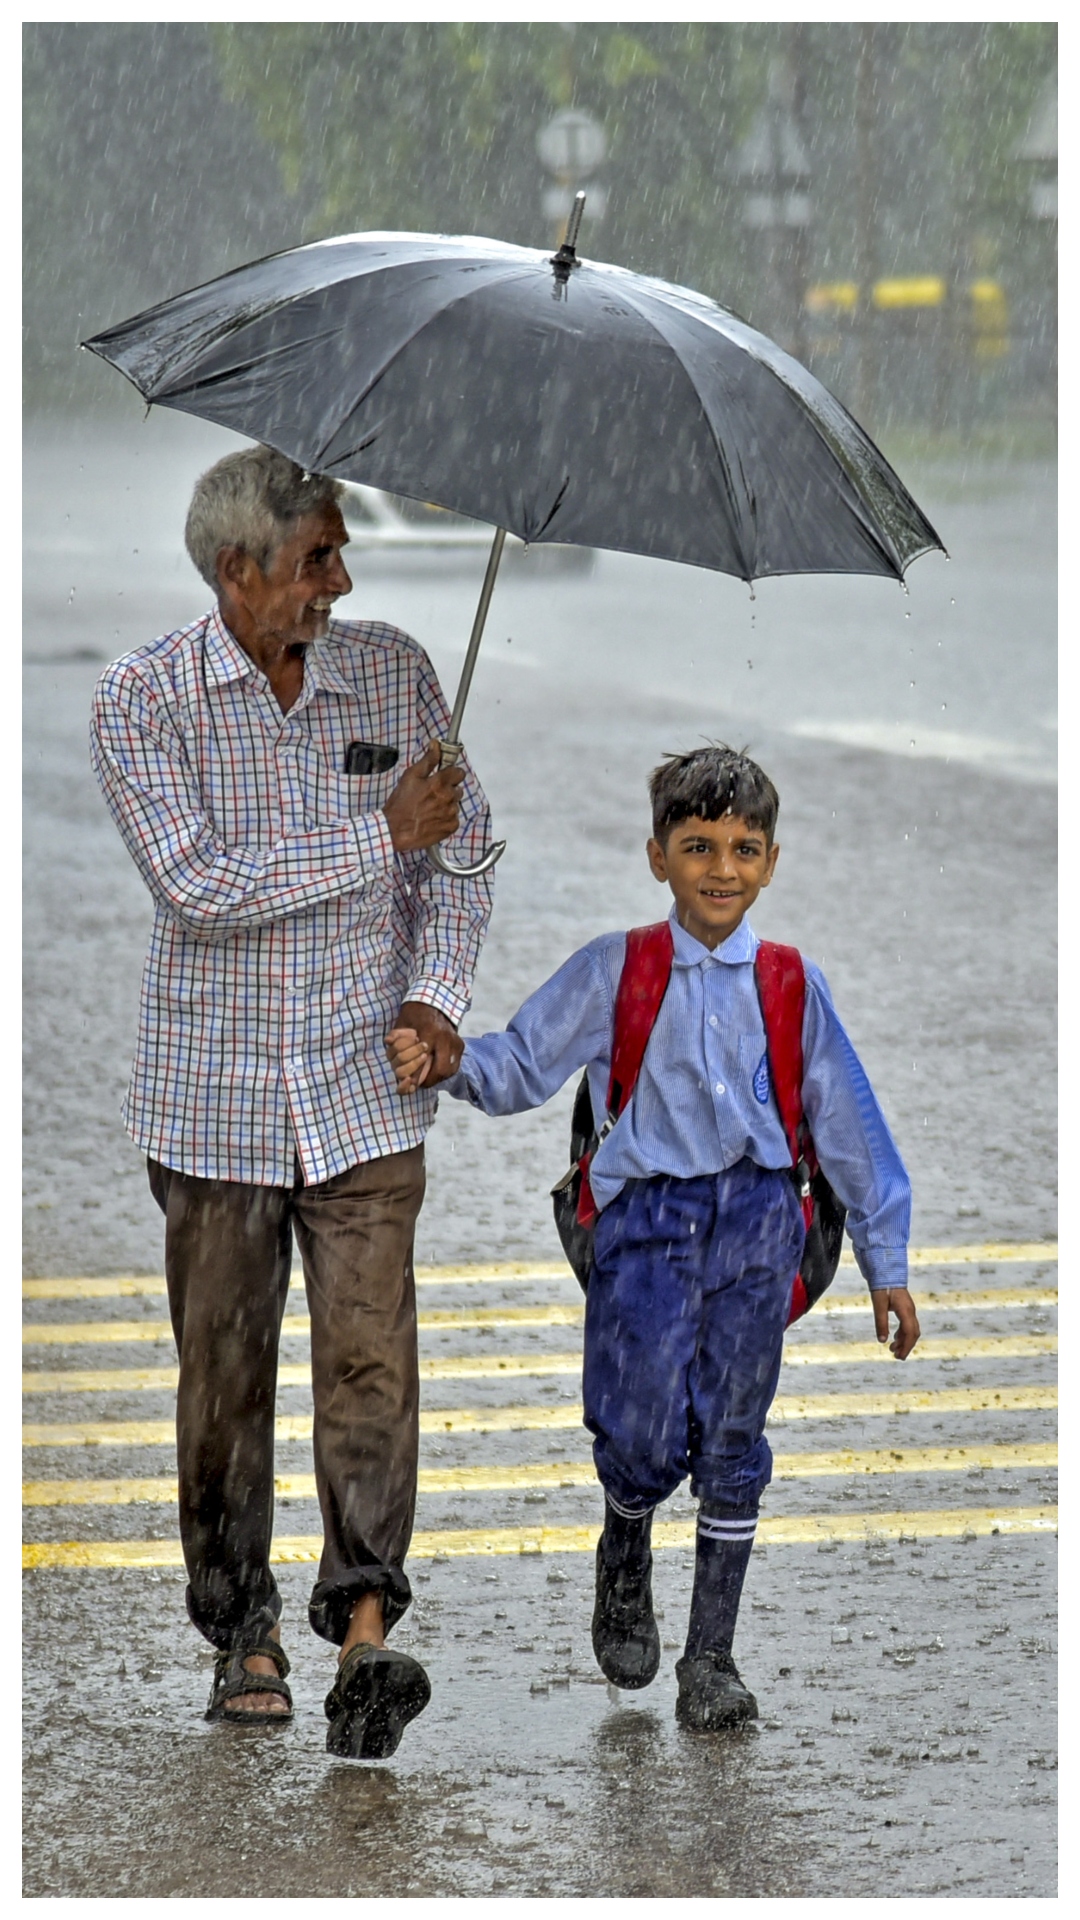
715, 1082, 726, 1095
708, 1016, 719, 1029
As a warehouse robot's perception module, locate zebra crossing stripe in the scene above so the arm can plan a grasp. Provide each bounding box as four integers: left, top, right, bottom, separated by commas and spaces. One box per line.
20, 1441, 1059, 1508
18, 1287, 1060, 1346
20, 1242, 1059, 1300
20, 1333, 1059, 1395
21, 1504, 1058, 1569
16, 1383, 1063, 1449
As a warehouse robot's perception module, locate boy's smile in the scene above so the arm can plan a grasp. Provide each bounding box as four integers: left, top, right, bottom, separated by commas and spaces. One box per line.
647, 813, 779, 949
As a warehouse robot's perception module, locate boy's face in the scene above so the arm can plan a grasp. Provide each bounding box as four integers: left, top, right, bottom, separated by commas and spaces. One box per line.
647, 812, 779, 949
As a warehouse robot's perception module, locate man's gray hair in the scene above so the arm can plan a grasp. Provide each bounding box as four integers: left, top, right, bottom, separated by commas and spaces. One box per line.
184, 444, 345, 588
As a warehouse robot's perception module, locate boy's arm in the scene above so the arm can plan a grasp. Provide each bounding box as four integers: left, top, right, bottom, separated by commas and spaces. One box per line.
800, 964, 919, 1359
390, 941, 615, 1114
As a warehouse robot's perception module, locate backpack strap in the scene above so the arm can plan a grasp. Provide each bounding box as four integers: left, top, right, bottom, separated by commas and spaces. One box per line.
754, 939, 813, 1323
606, 921, 675, 1121
575, 921, 674, 1230
753, 940, 815, 1178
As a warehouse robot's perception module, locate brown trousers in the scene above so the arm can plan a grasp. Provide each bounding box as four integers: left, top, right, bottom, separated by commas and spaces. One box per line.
147, 1146, 426, 1651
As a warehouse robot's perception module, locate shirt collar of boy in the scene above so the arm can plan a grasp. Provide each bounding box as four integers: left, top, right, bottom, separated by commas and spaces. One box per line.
668, 906, 759, 970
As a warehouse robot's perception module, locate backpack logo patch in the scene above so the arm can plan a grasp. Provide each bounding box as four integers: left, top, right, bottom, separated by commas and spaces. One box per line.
753, 1052, 770, 1104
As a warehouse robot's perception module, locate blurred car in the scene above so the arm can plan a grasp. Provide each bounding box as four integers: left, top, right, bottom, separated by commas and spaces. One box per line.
340, 484, 594, 572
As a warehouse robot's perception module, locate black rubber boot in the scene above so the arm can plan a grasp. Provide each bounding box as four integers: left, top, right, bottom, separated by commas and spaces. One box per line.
684, 1507, 758, 1660
674, 1648, 758, 1730
324, 1643, 431, 1759
591, 1509, 661, 1690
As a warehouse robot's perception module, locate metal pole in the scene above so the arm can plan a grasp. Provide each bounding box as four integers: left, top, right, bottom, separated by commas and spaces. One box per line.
788, 23, 810, 364
853, 24, 877, 427
444, 526, 507, 749
428, 525, 509, 878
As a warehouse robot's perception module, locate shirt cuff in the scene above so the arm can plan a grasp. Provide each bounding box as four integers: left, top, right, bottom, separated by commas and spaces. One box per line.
402, 976, 471, 1026
442, 1052, 487, 1108
854, 1245, 909, 1292
355, 810, 396, 875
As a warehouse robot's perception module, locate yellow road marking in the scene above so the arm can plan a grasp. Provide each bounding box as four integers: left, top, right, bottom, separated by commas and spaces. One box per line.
782, 1335, 1056, 1365
816, 1289, 1055, 1315
19, 1381, 1061, 1449
907, 1244, 1056, 1267
22, 1441, 1058, 1508
20, 1242, 1059, 1301
23, 1322, 179, 1348
21, 1332, 1058, 1395
21, 1304, 590, 1347
19, 1264, 575, 1300
19, 1292, 1060, 1348
768, 1383, 1058, 1421
22, 1504, 1058, 1569
23, 1278, 168, 1301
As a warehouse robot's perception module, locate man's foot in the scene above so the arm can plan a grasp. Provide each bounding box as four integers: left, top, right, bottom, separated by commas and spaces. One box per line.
591, 1538, 661, 1690
325, 1643, 431, 1759
674, 1648, 758, 1730
206, 1626, 293, 1722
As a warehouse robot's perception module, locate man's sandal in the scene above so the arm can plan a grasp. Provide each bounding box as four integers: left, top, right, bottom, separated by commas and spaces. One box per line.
324, 1642, 431, 1760
206, 1638, 294, 1724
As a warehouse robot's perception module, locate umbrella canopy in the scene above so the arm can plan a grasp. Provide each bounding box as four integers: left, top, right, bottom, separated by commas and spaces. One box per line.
84, 227, 943, 584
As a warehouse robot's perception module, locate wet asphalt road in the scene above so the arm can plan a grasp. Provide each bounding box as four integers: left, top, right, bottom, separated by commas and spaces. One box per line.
23, 1527, 1058, 1898
22, 412, 1056, 1896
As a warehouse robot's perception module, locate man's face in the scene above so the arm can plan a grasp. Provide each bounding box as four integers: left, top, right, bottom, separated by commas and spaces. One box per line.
229, 502, 353, 647
646, 812, 779, 949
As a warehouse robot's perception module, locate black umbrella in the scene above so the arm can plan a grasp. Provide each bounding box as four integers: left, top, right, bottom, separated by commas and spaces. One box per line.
84, 199, 944, 875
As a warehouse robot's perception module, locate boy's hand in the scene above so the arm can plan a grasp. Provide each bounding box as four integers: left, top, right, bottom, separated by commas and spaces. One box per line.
872, 1287, 921, 1360
386, 1026, 431, 1093
388, 1001, 463, 1091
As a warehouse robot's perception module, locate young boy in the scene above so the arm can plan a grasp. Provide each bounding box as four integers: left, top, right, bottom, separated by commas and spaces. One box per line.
387, 746, 920, 1730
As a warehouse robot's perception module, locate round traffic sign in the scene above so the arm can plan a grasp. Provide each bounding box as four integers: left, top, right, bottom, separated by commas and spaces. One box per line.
536, 108, 607, 178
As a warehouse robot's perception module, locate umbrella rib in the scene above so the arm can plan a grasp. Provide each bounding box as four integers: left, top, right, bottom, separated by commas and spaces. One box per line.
611, 280, 931, 581
603, 282, 758, 582
309, 262, 540, 474
151, 325, 345, 405
652, 289, 946, 576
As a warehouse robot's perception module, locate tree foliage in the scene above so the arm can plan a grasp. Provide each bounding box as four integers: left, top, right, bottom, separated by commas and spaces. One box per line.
25, 21, 1055, 412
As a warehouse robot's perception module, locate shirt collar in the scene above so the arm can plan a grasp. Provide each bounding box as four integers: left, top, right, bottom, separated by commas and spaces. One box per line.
204, 605, 260, 688
303, 627, 363, 702
668, 904, 759, 968
204, 609, 357, 706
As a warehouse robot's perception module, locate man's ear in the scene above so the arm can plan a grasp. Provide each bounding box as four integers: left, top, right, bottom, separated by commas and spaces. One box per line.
215, 544, 254, 597
646, 835, 668, 883
760, 841, 781, 887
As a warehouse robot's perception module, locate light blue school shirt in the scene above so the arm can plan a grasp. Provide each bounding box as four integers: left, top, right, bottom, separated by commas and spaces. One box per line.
445, 908, 911, 1292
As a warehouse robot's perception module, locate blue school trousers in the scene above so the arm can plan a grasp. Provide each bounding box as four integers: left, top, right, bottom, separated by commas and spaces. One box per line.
583, 1160, 806, 1514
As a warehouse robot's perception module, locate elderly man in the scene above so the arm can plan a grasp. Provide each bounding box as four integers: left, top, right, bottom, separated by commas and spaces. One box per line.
90, 444, 494, 1759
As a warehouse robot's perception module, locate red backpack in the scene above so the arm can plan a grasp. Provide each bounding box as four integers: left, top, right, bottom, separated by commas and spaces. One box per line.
550, 921, 846, 1322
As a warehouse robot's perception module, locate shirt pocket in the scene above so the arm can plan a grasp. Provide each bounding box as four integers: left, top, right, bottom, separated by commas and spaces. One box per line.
738, 1031, 772, 1106
298, 744, 396, 828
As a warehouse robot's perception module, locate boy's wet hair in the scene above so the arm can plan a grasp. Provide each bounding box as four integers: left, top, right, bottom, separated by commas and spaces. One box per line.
649, 745, 780, 845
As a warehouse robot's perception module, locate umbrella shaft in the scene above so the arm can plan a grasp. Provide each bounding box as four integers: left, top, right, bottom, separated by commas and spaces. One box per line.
446, 527, 507, 745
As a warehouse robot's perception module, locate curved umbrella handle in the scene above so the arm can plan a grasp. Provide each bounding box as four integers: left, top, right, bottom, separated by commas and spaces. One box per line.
426, 737, 506, 879
427, 835, 507, 880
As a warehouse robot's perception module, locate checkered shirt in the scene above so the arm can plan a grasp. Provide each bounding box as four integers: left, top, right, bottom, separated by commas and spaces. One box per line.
89, 606, 494, 1185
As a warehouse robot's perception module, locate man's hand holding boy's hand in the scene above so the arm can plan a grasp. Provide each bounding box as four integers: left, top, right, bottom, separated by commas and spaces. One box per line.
388, 1002, 463, 1093
873, 1286, 921, 1360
